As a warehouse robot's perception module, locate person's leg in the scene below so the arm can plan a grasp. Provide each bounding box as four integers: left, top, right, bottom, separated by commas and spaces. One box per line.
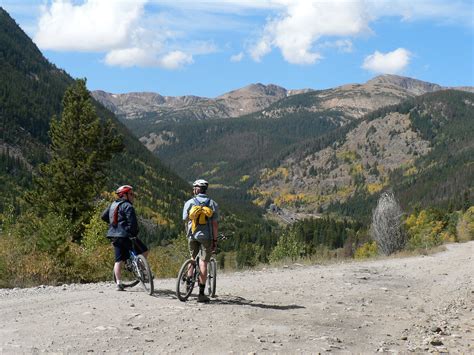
188, 239, 199, 278
199, 258, 207, 285
135, 238, 149, 258
114, 261, 123, 283
197, 239, 212, 301
112, 238, 129, 290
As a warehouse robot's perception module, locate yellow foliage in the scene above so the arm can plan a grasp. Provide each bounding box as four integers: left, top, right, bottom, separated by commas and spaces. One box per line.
350, 163, 364, 174
405, 209, 447, 250
335, 186, 355, 199
240, 175, 250, 182
205, 166, 220, 176
337, 150, 358, 162
367, 183, 384, 194
403, 166, 418, 176
457, 206, 474, 241
354, 241, 378, 259
260, 167, 289, 182
274, 193, 306, 206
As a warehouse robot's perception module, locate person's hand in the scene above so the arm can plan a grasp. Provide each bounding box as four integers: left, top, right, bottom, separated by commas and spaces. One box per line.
211, 239, 217, 253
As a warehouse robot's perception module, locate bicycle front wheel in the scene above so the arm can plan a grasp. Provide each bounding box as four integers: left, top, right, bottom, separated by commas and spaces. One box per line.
176, 259, 195, 301
136, 255, 154, 295
207, 258, 217, 297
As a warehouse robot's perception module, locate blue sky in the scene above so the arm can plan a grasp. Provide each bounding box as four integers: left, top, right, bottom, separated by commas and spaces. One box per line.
3, 0, 473, 97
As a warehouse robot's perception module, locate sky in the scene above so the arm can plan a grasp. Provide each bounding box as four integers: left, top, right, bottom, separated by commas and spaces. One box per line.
3, 0, 474, 97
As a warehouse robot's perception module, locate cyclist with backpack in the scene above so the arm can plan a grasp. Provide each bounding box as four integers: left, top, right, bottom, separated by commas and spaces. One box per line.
101, 185, 149, 291
182, 179, 219, 302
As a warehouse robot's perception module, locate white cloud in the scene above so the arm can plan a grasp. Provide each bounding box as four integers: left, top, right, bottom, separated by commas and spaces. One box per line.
31, 0, 472, 69
319, 39, 354, 53
249, 0, 371, 65
105, 47, 155, 67
33, 0, 199, 69
158, 51, 194, 69
104, 48, 193, 69
34, 0, 146, 51
230, 52, 244, 62
362, 48, 412, 74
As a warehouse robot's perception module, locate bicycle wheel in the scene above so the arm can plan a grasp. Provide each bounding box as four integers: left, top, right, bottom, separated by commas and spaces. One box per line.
113, 261, 140, 288
176, 259, 195, 301
136, 255, 154, 295
207, 258, 217, 297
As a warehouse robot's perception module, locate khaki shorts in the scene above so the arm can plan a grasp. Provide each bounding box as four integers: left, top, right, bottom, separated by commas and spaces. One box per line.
188, 238, 212, 262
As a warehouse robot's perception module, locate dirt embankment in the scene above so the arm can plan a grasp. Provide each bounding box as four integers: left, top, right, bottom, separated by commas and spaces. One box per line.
1, 242, 473, 353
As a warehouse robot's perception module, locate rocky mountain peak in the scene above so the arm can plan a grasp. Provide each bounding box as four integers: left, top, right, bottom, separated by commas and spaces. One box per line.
218, 83, 287, 99
367, 74, 442, 95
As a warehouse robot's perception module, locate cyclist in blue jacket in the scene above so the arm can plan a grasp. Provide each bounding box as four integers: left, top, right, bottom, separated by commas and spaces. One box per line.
101, 185, 148, 291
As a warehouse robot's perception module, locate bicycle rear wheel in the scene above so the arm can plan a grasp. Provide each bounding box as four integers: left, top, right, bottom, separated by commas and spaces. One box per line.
113, 262, 140, 288
136, 255, 154, 295
207, 258, 217, 297
176, 259, 195, 301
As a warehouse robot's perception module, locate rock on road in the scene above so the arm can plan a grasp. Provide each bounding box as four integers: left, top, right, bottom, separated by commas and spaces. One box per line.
1, 242, 473, 353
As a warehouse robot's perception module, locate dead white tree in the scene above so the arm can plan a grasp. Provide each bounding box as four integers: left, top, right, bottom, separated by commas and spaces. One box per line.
371, 192, 406, 255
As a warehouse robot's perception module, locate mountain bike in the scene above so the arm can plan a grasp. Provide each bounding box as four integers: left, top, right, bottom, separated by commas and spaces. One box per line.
112, 237, 154, 295
176, 233, 226, 301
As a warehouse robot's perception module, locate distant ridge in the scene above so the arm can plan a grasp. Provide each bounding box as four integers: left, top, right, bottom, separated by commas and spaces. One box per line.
92, 75, 472, 124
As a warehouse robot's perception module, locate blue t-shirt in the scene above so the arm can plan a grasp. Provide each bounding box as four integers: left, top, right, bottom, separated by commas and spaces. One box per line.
182, 193, 219, 240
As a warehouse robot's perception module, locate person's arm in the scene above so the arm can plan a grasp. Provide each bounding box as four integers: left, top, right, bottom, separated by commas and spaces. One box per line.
211, 220, 218, 251
100, 205, 110, 223
123, 203, 139, 238
183, 201, 190, 235
212, 220, 218, 241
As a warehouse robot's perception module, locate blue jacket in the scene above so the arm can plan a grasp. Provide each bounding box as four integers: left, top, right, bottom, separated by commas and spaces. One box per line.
101, 198, 139, 238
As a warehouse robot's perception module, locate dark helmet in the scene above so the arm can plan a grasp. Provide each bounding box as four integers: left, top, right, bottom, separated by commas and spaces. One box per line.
116, 185, 133, 197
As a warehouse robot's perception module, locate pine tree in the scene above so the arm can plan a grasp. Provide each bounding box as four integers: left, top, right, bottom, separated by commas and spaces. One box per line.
34, 79, 123, 240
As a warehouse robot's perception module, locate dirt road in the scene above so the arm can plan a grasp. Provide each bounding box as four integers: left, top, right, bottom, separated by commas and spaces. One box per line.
1, 242, 473, 353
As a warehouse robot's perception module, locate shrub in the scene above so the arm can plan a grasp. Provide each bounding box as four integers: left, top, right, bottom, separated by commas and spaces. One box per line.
456, 206, 474, 242
269, 230, 304, 263
354, 241, 378, 259
405, 209, 452, 250
147, 235, 189, 278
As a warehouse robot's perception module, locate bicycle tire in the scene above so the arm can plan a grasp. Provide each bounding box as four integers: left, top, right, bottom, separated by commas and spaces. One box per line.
176, 259, 195, 301
113, 264, 140, 288
136, 255, 154, 295
207, 258, 217, 297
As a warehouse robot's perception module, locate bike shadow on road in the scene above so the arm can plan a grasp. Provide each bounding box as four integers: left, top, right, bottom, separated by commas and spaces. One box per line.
149, 290, 304, 310
207, 295, 305, 310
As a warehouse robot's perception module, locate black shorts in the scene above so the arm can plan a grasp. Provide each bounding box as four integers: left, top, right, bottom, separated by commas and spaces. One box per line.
110, 237, 148, 262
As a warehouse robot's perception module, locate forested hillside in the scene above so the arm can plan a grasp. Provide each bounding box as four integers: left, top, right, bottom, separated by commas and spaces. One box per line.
0, 8, 188, 243
257, 90, 474, 221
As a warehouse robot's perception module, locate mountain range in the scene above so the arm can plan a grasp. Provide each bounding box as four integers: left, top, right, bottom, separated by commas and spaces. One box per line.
92, 83, 313, 124
93, 73, 473, 222
1, 4, 472, 230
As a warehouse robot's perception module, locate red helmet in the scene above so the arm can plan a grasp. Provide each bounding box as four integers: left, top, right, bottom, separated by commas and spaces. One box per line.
116, 185, 133, 197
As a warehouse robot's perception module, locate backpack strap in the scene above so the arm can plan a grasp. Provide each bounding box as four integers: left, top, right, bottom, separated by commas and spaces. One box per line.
193, 197, 211, 207
112, 200, 127, 227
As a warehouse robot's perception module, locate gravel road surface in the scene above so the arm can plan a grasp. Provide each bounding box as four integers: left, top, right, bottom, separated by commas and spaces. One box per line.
1, 242, 473, 353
